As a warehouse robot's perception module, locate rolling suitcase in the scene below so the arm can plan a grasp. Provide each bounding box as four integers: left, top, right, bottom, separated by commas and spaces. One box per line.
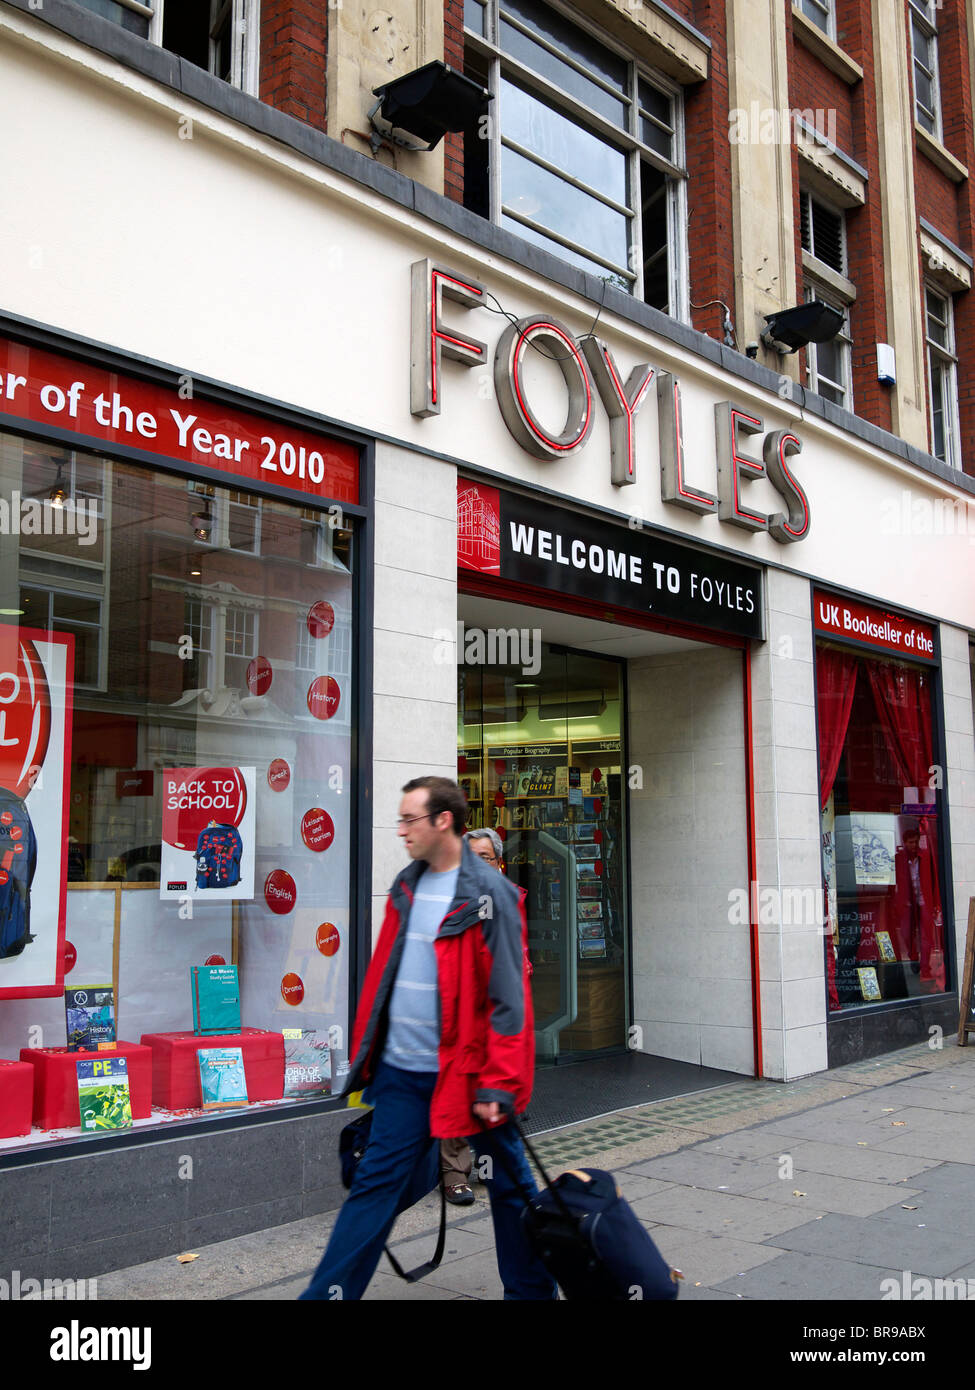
507, 1115, 681, 1301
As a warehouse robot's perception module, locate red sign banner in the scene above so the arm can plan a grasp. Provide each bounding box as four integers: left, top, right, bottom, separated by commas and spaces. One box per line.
0, 337, 358, 504
814, 590, 935, 658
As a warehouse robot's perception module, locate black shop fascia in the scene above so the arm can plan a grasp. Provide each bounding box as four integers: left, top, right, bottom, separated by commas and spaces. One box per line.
458, 481, 764, 643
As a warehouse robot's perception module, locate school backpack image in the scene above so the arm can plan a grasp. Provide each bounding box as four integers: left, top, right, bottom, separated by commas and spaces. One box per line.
194, 824, 243, 890
0, 788, 39, 959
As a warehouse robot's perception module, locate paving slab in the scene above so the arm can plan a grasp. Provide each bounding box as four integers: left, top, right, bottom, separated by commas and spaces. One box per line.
629, 1186, 829, 1243
625, 1150, 780, 1195
744, 1172, 920, 1217
711, 1250, 904, 1301
775, 1139, 941, 1185
767, 1211, 975, 1279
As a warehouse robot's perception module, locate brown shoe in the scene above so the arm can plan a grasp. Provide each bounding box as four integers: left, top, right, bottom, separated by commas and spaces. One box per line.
443, 1182, 475, 1206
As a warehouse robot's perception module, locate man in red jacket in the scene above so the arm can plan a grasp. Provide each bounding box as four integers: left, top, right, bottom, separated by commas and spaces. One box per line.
299, 776, 556, 1301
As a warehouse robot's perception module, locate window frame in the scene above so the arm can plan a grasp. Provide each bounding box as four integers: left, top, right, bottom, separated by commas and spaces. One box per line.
924, 281, 960, 468
465, 0, 689, 317
796, 0, 836, 41
800, 189, 854, 412
909, 0, 942, 141
92, 0, 262, 93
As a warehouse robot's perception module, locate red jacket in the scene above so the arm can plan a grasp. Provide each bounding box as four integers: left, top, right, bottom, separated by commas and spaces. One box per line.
345, 841, 535, 1137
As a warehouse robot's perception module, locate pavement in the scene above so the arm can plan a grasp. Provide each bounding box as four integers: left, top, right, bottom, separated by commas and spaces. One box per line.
92, 1038, 975, 1302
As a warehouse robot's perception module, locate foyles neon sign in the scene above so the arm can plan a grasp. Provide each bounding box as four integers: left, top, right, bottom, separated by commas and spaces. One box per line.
410, 259, 810, 544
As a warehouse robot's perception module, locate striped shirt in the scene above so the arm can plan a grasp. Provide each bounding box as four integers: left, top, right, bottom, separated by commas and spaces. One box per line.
382, 866, 459, 1073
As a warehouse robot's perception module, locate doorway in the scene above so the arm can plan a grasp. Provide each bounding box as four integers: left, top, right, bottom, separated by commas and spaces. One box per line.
458, 633, 629, 1062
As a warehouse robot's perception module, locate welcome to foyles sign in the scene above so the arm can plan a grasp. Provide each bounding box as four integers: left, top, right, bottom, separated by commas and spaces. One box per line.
459, 481, 764, 641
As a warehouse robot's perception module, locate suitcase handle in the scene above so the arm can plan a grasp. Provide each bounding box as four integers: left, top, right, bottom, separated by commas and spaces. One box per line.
477, 1112, 577, 1225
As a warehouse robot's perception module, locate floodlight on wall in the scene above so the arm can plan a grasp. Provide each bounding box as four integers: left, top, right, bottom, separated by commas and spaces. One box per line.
761, 300, 845, 353
369, 61, 492, 153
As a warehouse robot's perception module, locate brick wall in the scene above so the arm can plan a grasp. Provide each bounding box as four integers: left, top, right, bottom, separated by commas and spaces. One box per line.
908, 0, 975, 475
444, 0, 466, 204
686, 0, 734, 342
259, 0, 328, 129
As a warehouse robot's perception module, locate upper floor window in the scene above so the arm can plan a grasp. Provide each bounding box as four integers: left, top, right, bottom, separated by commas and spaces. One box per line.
800, 190, 853, 411
188, 482, 262, 554
925, 283, 960, 467
73, 0, 259, 93
464, 0, 688, 315
796, 0, 835, 39
909, 0, 942, 139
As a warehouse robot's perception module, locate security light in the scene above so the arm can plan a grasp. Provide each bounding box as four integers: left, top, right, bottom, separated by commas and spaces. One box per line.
370, 61, 492, 151
762, 300, 845, 353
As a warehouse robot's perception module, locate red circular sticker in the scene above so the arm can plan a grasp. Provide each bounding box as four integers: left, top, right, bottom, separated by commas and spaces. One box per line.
316, 922, 341, 957
264, 869, 297, 914
281, 973, 304, 1005
0, 638, 52, 800
497, 825, 507, 841
593, 799, 603, 814
267, 758, 291, 792
593, 829, 603, 845
301, 808, 335, 853
204, 954, 226, 966
592, 768, 602, 785
63, 941, 77, 974
595, 861, 603, 877
246, 656, 273, 697
306, 601, 335, 639
494, 790, 506, 808
494, 760, 506, 775
306, 676, 341, 720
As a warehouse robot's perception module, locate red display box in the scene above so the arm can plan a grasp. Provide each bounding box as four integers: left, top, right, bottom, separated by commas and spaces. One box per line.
19, 1043, 152, 1130
0, 1058, 34, 1138
140, 1028, 285, 1110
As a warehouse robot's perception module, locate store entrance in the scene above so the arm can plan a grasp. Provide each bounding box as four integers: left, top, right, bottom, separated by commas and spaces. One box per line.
458, 627, 628, 1062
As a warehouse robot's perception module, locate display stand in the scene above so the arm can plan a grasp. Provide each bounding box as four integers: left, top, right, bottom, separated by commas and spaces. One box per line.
0, 1058, 34, 1138
140, 1028, 285, 1108
19, 1043, 153, 1128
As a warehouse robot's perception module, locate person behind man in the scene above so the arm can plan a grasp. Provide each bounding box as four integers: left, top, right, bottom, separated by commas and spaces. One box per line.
299, 778, 556, 1301
438, 827, 508, 1206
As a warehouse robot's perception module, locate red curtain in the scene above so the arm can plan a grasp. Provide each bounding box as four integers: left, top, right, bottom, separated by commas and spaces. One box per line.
865, 663, 945, 990
815, 648, 859, 1011
816, 648, 859, 810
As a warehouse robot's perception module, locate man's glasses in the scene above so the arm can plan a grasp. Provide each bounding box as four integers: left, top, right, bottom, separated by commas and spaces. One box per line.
397, 813, 435, 827
475, 851, 498, 863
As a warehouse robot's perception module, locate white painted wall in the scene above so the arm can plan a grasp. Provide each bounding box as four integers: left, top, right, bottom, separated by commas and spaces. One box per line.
0, 11, 972, 638
370, 444, 457, 941
752, 569, 827, 1080
628, 644, 753, 1075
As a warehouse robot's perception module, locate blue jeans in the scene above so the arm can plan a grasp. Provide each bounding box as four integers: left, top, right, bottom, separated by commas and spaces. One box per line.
299, 1061, 557, 1301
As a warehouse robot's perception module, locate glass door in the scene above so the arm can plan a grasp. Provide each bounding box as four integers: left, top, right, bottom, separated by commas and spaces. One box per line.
458, 641, 629, 1061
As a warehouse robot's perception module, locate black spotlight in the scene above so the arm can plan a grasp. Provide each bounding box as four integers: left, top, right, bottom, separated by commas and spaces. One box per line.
762, 300, 845, 352
371, 61, 492, 150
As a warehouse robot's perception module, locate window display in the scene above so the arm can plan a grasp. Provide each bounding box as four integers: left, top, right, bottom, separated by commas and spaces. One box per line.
0, 367, 359, 1150
815, 602, 947, 1010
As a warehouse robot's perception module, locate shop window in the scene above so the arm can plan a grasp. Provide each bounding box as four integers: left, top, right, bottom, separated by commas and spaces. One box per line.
0, 428, 356, 1151
459, 642, 629, 1060
925, 283, 960, 468
72, 0, 259, 93
816, 640, 947, 1010
909, 0, 942, 139
464, 0, 688, 313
